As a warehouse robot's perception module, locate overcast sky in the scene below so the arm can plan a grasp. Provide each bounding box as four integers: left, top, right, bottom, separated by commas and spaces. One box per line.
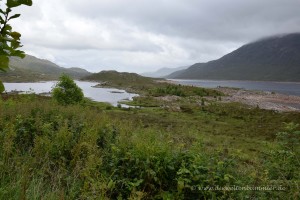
11, 0, 300, 73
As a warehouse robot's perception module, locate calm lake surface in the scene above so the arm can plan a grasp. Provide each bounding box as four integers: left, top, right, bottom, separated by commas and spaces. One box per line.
3, 81, 138, 106
170, 79, 300, 96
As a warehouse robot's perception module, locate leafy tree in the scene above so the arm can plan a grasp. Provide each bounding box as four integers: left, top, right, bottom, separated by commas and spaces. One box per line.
0, 0, 32, 93
52, 74, 84, 105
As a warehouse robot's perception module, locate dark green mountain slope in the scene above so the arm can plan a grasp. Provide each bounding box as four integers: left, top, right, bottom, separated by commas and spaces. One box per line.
0, 55, 91, 82
168, 33, 300, 81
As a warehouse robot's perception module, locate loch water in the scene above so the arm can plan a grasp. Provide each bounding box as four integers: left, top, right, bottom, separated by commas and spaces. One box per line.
3, 81, 138, 106
170, 79, 300, 96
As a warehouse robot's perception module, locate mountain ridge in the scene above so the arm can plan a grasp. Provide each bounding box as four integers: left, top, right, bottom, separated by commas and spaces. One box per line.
0, 55, 91, 82
141, 66, 189, 78
167, 33, 300, 81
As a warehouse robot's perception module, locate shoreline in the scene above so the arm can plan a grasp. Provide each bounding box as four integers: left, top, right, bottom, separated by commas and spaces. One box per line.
215, 87, 300, 112
168, 78, 300, 84
169, 79, 300, 112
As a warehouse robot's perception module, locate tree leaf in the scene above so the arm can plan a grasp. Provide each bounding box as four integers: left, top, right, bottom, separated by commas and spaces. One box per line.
0, 80, 4, 93
0, 15, 4, 24
0, 9, 6, 15
7, 0, 32, 8
7, 0, 22, 8
20, 0, 33, 6
6, 7, 12, 13
10, 31, 21, 40
10, 49, 25, 58
0, 55, 9, 71
8, 13, 21, 21
2, 24, 12, 34
10, 40, 21, 49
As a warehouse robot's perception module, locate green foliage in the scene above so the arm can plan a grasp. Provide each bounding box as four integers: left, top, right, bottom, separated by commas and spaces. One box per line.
275, 122, 300, 151
0, 0, 32, 92
153, 84, 186, 96
260, 122, 300, 198
151, 84, 223, 97
126, 96, 162, 107
52, 74, 84, 105
14, 115, 37, 153
0, 94, 299, 199
0, 81, 4, 93
7, 0, 32, 8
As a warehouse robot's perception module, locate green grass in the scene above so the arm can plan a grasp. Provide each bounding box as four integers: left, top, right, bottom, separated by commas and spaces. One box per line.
0, 93, 299, 199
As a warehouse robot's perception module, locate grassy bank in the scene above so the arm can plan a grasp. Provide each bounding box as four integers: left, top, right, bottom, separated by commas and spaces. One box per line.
0, 93, 299, 199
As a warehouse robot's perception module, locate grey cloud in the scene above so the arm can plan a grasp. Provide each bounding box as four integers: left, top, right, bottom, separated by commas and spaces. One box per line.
11, 0, 300, 73
63, 0, 300, 42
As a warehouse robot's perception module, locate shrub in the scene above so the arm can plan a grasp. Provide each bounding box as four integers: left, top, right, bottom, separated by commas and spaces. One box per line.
261, 122, 300, 198
151, 84, 223, 97
14, 115, 37, 153
52, 74, 84, 105
275, 122, 300, 151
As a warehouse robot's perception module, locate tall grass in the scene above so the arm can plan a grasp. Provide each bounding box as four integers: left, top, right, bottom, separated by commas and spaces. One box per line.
0, 94, 299, 199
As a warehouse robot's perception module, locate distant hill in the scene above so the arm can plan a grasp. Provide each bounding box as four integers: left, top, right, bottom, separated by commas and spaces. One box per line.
82, 70, 155, 85
0, 55, 91, 82
82, 70, 159, 93
141, 66, 189, 78
68, 67, 91, 74
168, 33, 300, 81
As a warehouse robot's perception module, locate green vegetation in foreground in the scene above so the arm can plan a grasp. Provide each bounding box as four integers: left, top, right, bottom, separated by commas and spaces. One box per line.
0, 93, 299, 199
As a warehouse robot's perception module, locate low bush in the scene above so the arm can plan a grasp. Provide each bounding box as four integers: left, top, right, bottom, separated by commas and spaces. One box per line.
52, 74, 84, 105
150, 84, 223, 97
